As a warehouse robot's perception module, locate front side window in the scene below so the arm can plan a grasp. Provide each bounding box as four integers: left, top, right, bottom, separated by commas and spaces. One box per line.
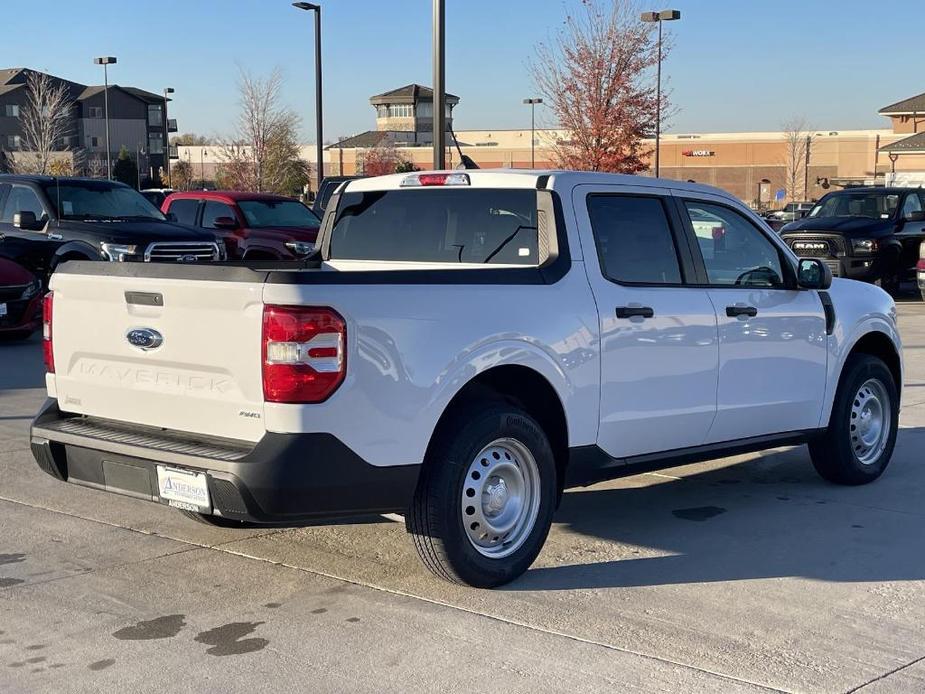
901, 193, 924, 218
1, 185, 46, 223
167, 198, 200, 225
331, 188, 538, 264
587, 195, 682, 284
685, 201, 784, 288
201, 201, 236, 228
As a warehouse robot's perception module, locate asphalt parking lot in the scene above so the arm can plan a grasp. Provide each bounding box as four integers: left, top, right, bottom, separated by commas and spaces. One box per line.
2, 301, 925, 693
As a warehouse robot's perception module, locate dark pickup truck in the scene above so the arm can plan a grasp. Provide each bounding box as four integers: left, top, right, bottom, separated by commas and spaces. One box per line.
0, 175, 222, 282
780, 187, 925, 294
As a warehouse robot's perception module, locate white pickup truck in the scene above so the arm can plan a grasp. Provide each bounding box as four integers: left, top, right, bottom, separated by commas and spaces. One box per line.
31, 170, 902, 587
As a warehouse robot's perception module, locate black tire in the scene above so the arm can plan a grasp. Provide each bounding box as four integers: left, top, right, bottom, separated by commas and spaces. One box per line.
177, 509, 257, 528
407, 403, 557, 588
809, 353, 898, 485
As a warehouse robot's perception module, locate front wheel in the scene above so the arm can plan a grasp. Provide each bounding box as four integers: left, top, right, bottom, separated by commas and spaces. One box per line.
809, 354, 898, 485
407, 404, 557, 588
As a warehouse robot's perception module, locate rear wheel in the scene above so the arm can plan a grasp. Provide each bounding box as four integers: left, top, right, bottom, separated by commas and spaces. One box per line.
809, 354, 898, 485
407, 403, 557, 588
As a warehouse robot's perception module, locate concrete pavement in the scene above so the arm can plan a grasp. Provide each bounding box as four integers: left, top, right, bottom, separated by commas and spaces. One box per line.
2, 303, 925, 693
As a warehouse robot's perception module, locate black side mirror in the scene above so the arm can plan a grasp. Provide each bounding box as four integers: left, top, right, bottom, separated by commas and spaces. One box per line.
797, 258, 832, 290
906, 210, 925, 223
165, 212, 178, 223
213, 216, 238, 229
12, 211, 43, 231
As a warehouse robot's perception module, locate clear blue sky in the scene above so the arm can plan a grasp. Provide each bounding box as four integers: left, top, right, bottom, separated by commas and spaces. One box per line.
5, 0, 920, 142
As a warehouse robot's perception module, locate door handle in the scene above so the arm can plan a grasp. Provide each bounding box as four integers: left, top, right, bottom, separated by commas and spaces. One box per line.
47, 233, 63, 240
726, 305, 758, 318
615, 306, 654, 319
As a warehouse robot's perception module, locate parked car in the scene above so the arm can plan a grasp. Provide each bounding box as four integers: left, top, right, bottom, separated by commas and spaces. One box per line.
140, 188, 175, 208
312, 176, 363, 217
162, 191, 321, 260
766, 201, 815, 223
0, 176, 222, 282
780, 187, 925, 293
31, 170, 901, 588
0, 256, 42, 340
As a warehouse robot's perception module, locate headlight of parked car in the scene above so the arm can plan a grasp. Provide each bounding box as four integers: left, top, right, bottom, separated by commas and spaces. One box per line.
100, 242, 139, 262
285, 241, 315, 256
851, 239, 878, 254
20, 278, 41, 300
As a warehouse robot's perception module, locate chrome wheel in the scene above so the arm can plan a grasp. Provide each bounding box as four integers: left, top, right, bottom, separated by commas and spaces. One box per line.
461, 438, 541, 559
851, 378, 891, 466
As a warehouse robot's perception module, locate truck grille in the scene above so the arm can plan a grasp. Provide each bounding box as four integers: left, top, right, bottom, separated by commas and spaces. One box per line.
144, 242, 220, 263
781, 234, 846, 259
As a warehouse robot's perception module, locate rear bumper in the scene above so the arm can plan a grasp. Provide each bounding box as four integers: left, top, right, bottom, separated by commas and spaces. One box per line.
30, 399, 421, 523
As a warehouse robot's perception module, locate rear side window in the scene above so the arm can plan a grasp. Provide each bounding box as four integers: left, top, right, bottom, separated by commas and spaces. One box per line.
587, 195, 682, 284
168, 198, 199, 226
330, 189, 538, 264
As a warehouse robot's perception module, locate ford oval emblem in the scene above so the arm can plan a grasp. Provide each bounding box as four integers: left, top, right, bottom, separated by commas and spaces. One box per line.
177, 254, 197, 263
126, 328, 163, 351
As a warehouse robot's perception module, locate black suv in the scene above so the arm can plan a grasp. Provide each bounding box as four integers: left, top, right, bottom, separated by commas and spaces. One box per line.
0, 175, 222, 282
780, 187, 925, 293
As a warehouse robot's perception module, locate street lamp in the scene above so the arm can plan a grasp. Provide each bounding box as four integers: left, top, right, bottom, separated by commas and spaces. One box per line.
163, 87, 174, 188
93, 56, 117, 179
293, 2, 324, 192
640, 10, 680, 178
523, 98, 543, 169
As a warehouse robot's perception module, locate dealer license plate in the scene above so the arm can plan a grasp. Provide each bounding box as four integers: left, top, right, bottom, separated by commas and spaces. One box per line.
156, 466, 210, 510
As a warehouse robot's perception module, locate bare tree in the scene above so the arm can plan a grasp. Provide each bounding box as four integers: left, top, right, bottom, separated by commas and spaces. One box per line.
782, 116, 815, 203
218, 67, 307, 194
15, 71, 75, 175
530, 0, 668, 173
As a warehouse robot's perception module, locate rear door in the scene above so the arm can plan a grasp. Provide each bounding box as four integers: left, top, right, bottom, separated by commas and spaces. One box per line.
675, 192, 827, 442
50, 268, 267, 442
574, 184, 719, 459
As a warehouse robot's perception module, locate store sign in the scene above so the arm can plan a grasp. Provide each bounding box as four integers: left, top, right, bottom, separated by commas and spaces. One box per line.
682, 149, 715, 157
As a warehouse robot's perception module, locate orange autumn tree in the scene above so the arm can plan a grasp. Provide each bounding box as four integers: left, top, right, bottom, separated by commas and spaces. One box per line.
531, 0, 669, 173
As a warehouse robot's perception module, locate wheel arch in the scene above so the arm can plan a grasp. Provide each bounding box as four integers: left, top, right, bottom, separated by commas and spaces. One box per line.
846, 330, 902, 394
426, 364, 570, 495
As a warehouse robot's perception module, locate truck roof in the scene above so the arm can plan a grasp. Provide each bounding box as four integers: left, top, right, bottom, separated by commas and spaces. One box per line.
345, 169, 738, 201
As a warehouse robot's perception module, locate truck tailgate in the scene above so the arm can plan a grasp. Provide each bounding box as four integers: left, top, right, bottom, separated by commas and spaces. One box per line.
50, 269, 266, 442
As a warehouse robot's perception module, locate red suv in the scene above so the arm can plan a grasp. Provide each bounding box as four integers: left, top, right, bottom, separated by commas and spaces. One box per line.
162, 191, 321, 261
0, 256, 42, 339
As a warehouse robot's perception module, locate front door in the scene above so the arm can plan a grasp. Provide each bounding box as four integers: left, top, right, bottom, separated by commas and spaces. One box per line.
677, 194, 828, 443
574, 185, 719, 459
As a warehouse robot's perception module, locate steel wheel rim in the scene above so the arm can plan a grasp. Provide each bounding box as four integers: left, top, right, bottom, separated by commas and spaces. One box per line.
851, 378, 890, 465
461, 438, 541, 559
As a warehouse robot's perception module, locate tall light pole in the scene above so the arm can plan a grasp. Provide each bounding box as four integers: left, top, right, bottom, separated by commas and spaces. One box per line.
432, 0, 446, 169
163, 87, 174, 188
293, 2, 324, 191
93, 56, 117, 179
640, 10, 680, 178
523, 98, 543, 169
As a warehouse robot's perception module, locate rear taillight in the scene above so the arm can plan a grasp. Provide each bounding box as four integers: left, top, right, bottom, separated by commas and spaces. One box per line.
262, 305, 346, 403
42, 291, 54, 373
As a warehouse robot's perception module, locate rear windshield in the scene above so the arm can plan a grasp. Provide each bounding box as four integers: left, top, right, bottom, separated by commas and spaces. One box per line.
329, 189, 538, 264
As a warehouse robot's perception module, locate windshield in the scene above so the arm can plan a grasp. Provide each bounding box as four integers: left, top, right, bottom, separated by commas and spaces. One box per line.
809, 192, 900, 220
330, 188, 538, 264
41, 181, 164, 221
238, 199, 320, 228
